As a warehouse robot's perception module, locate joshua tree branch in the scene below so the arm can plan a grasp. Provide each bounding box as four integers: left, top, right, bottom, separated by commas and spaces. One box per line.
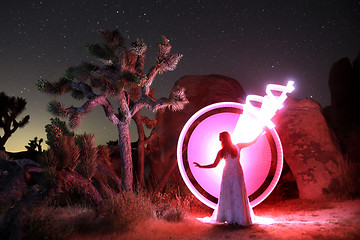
90, 69, 119, 83
68, 81, 98, 99
70, 95, 120, 127
58, 81, 120, 127
144, 66, 160, 94
129, 88, 188, 117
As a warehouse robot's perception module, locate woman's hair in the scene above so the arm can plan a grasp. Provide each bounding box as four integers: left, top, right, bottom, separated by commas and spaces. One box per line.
219, 132, 238, 158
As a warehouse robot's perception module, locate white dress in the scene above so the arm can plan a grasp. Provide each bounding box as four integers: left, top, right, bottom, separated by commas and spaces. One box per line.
216, 149, 253, 225
198, 148, 254, 226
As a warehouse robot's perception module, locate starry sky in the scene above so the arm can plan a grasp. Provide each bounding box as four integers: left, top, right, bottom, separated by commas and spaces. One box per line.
1, 0, 359, 152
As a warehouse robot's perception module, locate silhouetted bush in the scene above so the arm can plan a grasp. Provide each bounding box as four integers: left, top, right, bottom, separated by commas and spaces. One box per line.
25, 137, 43, 152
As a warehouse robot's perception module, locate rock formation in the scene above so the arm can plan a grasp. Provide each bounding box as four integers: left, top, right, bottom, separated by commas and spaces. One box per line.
0, 158, 45, 239
323, 53, 360, 162
149, 74, 246, 189
274, 98, 343, 200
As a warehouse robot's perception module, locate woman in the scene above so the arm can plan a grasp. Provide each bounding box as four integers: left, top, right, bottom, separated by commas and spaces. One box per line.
194, 131, 262, 226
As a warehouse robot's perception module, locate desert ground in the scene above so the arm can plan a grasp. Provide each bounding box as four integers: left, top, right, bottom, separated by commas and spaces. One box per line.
69, 198, 360, 240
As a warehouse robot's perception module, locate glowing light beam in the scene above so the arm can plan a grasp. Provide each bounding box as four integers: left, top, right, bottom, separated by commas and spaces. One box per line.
232, 81, 294, 143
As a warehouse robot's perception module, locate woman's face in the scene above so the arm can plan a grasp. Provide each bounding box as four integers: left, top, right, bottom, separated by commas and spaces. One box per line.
219, 135, 224, 146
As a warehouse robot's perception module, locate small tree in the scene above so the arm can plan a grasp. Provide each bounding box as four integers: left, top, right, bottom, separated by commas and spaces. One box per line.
0, 92, 30, 151
37, 30, 188, 191
25, 137, 43, 152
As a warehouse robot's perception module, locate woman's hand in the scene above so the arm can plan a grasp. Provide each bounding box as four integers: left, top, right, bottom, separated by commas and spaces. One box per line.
193, 162, 201, 168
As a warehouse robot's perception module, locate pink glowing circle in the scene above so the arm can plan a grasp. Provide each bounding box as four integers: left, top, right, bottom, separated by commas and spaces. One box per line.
177, 102, 283, 209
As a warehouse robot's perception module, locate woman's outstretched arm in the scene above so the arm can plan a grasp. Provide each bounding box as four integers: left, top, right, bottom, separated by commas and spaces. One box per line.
194, 150, 223, 169
237, 131, 265, 149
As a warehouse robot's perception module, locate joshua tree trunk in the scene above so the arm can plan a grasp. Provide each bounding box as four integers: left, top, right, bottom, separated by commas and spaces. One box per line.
133, 111, 146, 187
0, 132, 11, 151
117, 121, 133, 192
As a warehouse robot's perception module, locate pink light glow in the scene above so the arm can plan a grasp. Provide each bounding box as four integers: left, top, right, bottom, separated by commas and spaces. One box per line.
232, 81, 294, 143
177, 102, 283, 209
187, 112, 271, 198
177, 82, 294, 209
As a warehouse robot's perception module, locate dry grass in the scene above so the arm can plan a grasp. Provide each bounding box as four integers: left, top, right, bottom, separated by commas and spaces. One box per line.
23, 206, 95, 240
19, 189, 360, 240
67, 198, 360, 240
323, 157, 360, 199
96, 191, 155, 232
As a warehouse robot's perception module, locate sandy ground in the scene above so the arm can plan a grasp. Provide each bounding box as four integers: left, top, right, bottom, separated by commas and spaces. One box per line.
71, 199, 360, 240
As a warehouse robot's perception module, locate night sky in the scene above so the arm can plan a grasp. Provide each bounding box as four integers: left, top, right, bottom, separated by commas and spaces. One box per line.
1, 0, 359, 152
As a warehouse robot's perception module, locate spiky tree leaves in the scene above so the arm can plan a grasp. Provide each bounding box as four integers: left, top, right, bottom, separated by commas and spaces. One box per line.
52, 135, 80, 171
98, 29, 124, 47
0, 92, 30, 151
156, 36, 183, 74
64, 62, 99, 83
38, 30, 188, 191
47, 100, 70, 118
42, 136, 80, 173
76, 133, 98, 180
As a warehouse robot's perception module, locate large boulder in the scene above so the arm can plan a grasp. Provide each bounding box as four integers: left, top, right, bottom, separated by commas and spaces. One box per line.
323, 54, 360, 162
274, 98, 344, 200
149, 74, 246, 187
325, 54, 360, 130
0, 158, 43, 210
0, 158, 45, 240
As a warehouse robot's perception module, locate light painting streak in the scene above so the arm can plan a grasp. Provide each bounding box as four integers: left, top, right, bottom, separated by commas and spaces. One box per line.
232, 81, 295, 143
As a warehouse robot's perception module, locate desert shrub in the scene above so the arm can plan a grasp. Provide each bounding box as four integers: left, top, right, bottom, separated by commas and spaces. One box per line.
76, 133, 98, 179
159, 204, 184, 222
152, 190, 182, 221
98, 191, 154, 232
323, 155, 360, 199
51, 135, 80, 171
41, 150, 57, 181
150, 185, 202, 222
45, 118, 74, 147
97, 145, 111, 166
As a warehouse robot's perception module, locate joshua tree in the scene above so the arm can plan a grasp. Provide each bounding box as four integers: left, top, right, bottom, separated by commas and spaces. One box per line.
37, 30, 188, 191
25, 137, 43, 152
0, 92, 30, 151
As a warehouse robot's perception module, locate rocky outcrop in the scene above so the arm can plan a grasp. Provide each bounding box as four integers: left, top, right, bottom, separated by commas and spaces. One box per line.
0, 158, 46, 240
149, 74, 246, 188
325, 55, 360, 130
323, 54, 360, 162
274, 98, 344, 200
0, 158, 43, 210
